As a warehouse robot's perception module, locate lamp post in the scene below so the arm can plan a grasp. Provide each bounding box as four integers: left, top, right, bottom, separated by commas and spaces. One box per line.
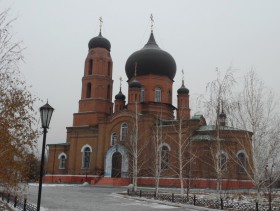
37, 102, 54, 211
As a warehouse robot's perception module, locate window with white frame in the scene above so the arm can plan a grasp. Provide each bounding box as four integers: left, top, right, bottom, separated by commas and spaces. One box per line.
111, 132, 117, 146
155, 87, 161, 102
82, 146, 91, 169
120, 123, 128, 141
58, 153, 67, 169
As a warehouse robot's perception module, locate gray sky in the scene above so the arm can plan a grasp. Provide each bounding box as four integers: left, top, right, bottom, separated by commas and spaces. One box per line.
2, 0, 280, 152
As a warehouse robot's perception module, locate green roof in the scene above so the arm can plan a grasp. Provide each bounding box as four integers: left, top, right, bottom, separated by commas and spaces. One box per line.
197, 125, 241, 132
191, 134, 216, 141
191, 114, 204, 120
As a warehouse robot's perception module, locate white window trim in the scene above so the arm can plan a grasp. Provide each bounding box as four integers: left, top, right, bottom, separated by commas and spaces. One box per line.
155, 87, 161, 102
58, 153, 67, 169
111, 132, 117, 146
120, 123, 128, 141
81, 144, 92, 169
81, 144, 93, 152
58, 152, 67, 159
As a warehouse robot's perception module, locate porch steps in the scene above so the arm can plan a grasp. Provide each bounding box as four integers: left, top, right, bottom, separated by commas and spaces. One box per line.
92, 177, 129, 186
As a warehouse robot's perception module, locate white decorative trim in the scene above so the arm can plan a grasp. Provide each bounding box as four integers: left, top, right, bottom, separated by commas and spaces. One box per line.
104, 144, 128, 177
216, 150, 228, 159
236, 150, 248, 158
58, 152, 67, 159
81, 144, 92, 152
158, 143, 171, 151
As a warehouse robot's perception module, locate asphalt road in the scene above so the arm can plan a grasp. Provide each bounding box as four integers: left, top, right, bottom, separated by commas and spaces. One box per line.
26, 184, 208, 211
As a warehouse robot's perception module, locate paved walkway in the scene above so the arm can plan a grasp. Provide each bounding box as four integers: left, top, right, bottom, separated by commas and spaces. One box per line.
27, 184, 217, 211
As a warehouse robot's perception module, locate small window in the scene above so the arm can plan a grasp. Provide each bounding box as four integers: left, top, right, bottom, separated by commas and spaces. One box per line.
111, 132, 117, 146
107, 62, 111, 76
238, 152, 246, 173
161, 145, 169, 170
58, 153, 67, 169
107, 85, 110, 99
89, 60, 93, 75
140, 88, 145, 102
83, 147, 91, 169
218, 153, 227, 170
86, 83, 91, 98
120, 123, 128, 141
155, 87, 161, 102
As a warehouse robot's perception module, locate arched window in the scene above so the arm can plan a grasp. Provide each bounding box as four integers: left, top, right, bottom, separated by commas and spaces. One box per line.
155, 87, 161, 102
81, 145, 92, 169
120, 123, 128, 141
218, 152, 228, 170
89, 59, 93, 75
107, 62, 111, 76
140, 88, 145, 102
160, 145, 170, 170
111, 132, 117, 146
237, 152, 246, 173
58, 153, 67, 169
86, 83, 91, 98
107, 85, 110, 99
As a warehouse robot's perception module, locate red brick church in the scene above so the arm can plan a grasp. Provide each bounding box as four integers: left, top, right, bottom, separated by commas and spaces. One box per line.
46, 20, 253, 189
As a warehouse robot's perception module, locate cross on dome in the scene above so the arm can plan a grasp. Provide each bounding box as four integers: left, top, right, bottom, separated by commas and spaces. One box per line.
150, 14, 154, 32
99, 17, 103, 32
119, 77, 123, 89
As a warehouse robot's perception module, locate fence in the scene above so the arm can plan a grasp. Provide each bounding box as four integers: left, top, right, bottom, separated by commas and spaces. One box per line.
0, 192, 37, 211
127, 189, 280, 211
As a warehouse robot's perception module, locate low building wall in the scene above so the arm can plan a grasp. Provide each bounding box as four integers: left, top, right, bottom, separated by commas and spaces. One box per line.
44, 175, 254, 189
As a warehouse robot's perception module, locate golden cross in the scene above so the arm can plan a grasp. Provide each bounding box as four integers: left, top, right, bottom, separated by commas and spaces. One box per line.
99, 17, 103, 32
150, 14, 154, 32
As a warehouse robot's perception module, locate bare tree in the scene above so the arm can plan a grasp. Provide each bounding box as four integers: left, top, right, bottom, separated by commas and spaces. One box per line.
204, 68, 236, 195
0, 8, 39, 191
127, 102, 149, 192
231, 70, 280, 204
167, 111, 194, 196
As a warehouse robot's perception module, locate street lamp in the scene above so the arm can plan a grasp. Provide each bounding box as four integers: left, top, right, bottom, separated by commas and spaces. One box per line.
37, 102, 54, 211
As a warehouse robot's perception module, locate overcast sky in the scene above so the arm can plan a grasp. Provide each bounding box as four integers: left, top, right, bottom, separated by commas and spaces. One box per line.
2, 0, 280, 153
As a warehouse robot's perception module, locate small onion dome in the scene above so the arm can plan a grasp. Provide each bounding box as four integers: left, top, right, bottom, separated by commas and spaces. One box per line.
125, 32, 176, 80
219, 111, 227, 119
177, 83, 189, 94
129, 79, 142, 88
115, 90, 126, 100
88, 32, 111, 51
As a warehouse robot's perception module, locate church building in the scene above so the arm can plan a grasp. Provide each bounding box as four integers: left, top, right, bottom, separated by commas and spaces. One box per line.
46, 19, 254, 189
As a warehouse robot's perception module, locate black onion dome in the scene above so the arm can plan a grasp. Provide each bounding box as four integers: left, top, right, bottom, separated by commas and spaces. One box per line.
88, 32, 111, 51
115, 90, 126, 100
219, 111, 227, 119
177, 82, 189, 94
125, 32, 176, 80
129, 79, 142, 88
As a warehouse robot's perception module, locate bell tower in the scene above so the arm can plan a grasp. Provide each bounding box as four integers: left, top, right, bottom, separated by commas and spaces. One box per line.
73, 18, 113, 126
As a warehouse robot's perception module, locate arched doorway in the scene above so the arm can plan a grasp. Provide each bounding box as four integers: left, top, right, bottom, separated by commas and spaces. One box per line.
104, 144, 128, 178
111, 152, 122, 178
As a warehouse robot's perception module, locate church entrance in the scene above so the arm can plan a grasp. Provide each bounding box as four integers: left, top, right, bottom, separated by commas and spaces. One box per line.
111, 152, 122, 178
